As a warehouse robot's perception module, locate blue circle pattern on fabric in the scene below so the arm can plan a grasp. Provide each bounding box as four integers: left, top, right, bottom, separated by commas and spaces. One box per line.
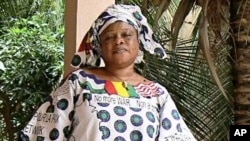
146, 112, 155, 123
57, 99, 68, 110
177, 123, 182, 132
114, 106, 126, 116
147, 125, 155, 138
130, 107, 141, 112
131, 114, 143, 126
172, 109, 180, 120
114, 136, 126, 141
95, 100, 159, 140
100, 126, 111, 139
49, 128, 59, 140
97, 110, 111, 122
114, 120, 127, 133
63, 126, 71, 138
162, 118, 171, 130
83, 93, 92, 101
130, 130, 143, 141
98, 102, 110, 107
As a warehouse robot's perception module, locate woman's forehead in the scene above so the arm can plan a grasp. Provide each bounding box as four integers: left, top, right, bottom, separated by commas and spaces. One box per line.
101, 22, 137, 34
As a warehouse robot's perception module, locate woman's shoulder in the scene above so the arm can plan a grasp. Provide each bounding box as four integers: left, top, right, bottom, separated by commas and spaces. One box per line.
133, 80, 169, 99
66, 68, 109, 85
154, 82, 169, 95
153, 82, 168, 90
68, 68, 99, 79
67, 68, 97, 76
136, 79, 168, 90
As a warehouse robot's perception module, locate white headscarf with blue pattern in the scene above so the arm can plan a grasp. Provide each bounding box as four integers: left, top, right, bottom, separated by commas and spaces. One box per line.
71, 4, 167, 68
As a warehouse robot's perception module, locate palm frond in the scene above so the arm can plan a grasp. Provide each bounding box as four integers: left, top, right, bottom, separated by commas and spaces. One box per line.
119, 0, 233, 140
139, 39, 232, 140
199, 0, 232, 105
171, 0, 196, 48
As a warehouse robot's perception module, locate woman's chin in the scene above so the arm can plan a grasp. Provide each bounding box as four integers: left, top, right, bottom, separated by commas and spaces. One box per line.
109, 59, 133, 67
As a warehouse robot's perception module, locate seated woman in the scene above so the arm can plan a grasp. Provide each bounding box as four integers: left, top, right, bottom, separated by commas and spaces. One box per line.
20, 4, 196, 141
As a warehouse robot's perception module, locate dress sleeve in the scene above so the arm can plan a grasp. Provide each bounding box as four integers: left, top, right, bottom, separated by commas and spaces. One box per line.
20, 73, 78, 141
157, 84, 196, 141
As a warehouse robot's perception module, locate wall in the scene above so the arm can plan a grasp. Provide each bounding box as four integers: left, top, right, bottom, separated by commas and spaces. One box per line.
64, 0, 114, 77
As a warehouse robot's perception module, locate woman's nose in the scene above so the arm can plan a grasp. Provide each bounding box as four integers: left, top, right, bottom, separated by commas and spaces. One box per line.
114, 35, 124, 45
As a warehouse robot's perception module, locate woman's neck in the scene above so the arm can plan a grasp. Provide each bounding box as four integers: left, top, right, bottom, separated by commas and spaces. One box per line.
102, 66, 136, 82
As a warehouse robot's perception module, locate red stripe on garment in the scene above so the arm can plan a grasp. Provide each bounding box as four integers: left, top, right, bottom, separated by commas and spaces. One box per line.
104, 81, 117, 95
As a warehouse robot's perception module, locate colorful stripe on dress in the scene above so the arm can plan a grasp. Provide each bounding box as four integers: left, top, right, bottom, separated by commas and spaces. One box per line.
104, 81, 139, 98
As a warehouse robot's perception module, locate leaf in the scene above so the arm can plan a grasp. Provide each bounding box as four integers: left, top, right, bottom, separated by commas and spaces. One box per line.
0, 61, 6, 71
153, 0, 171, 28
171, 0, 196, 48
199, 0, 233, 106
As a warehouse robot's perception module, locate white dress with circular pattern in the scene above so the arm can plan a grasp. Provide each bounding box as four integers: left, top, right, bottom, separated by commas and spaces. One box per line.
20, 69, 196, 141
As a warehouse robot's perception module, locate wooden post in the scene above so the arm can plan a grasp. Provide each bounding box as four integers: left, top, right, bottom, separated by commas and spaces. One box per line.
64, 0, 114, 77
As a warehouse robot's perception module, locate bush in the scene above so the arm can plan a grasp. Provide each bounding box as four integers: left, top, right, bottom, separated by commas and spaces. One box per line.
0, 12, 64, 140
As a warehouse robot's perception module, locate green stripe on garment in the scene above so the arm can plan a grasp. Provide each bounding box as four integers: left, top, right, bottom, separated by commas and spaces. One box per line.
78, 81, 106, 94
126, 84, 139, 98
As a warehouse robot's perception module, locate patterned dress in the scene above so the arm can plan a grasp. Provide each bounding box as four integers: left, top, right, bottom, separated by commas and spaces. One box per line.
20, 69, 196, 141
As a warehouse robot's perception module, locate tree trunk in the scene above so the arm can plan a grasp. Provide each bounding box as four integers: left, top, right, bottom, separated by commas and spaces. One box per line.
231, 0, 250, 125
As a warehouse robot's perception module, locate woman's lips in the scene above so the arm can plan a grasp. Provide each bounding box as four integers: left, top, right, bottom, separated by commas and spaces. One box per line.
113, 48, 128, 53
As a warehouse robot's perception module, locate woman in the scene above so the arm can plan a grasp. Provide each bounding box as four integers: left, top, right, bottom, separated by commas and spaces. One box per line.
20, 4, 196, 141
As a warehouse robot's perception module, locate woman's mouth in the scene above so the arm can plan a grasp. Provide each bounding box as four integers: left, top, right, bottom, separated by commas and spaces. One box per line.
113, 48, 128, 54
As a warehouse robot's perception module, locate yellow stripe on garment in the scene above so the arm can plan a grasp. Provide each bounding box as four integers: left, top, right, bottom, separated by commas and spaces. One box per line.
112, 81, 129, 98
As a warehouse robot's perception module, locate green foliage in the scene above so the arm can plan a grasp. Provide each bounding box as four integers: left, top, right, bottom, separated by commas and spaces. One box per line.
0, 0, 65, 28
0, 0, 234, 140
0, 11, 64, 140
119, 0, 233, 140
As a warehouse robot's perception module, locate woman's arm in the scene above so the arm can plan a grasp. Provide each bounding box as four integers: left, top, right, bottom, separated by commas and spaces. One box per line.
157, 87, 196, 141
19, 75, 77, 141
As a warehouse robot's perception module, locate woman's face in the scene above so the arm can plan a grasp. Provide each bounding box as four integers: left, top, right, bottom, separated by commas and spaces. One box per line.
100, 21, 139, 68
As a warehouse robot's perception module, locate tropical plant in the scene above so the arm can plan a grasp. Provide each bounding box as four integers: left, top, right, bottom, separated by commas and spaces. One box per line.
117, 0, 234, 140
1, 0, 248, 140
0, 0, 64, 24
0, 0, 65, 140
230, 0, 250, 125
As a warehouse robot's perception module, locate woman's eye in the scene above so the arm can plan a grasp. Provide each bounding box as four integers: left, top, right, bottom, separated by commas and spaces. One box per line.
103, 35, 114, 41
122, 33, 132, 38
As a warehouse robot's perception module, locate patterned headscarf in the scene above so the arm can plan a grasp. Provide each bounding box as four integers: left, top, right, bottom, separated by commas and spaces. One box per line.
71, 4, 167, 68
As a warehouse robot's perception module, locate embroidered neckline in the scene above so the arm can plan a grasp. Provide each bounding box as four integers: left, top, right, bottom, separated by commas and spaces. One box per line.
104, 80, 139, 98
77, 70, 161, 98
79, 69, 153, 86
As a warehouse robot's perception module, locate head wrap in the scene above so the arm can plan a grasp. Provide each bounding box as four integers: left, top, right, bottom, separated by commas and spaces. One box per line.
71, 4, 167, 68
